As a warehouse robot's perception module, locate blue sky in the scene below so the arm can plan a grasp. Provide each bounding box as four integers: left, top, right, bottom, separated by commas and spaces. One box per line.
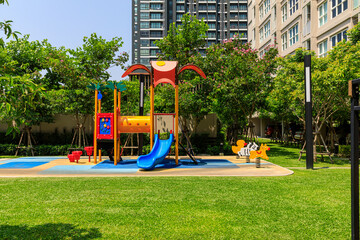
0, 0, 132, 80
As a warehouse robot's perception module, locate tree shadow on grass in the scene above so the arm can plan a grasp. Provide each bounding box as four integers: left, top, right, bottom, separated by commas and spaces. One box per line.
0, 223, 101, 240
266, 143, 300, 159
267, 142, 350, 166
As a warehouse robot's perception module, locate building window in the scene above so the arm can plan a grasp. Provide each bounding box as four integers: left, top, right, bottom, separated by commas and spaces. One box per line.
281, 3, 287, 22
140, 22, 149, 29
260, 27, 264, 42
355, 0, 360, 9
207, 31, 216, 38
150, 31, 163, 37
150, 3, 162, 10
150, 49, 160, 56
176, 5, 185, 11
150, 13, 162, 19
289, 24, 298, 46
331, 0, 348, 18
264, 21, 270, 39
282, 33, 287, 51
318, 40, 328, 57
140, 49, 149, 56
140, 13, 149, 19
264, 0, 270, 15
259, 4, 264, 19
140, 59, 149, 65
318, 2, 327, 26
208, 23, 216, 29
289, 0, 298, 16
140, 3, 149, 10
140, 39, 149, 47
151, 22, 162, 28
239, 4, 247, 10
176, 14, 183, 20
140, 31, 149, 37
331, 29, 347, 47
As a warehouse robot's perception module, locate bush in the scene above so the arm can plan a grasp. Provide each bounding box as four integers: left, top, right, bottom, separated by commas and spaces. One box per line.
338, 145, 351, 157
0, 144, 73, 156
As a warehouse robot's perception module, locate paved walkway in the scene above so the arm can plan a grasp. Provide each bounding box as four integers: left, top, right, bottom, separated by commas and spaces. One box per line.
0, 156, 293, 177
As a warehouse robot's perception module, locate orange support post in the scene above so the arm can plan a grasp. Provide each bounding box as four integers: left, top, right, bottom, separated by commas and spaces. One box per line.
94, 90, 98, 164
118, 91, 121, 159
114, 88, 117, 165
150, 84, 154, 150
175, 84, 179, 165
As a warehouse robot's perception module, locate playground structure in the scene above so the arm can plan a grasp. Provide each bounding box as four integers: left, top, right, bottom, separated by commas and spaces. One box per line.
90, 61, 206, 169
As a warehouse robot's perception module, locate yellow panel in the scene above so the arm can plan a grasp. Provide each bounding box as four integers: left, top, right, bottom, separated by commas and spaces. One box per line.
118, 116, 151, 133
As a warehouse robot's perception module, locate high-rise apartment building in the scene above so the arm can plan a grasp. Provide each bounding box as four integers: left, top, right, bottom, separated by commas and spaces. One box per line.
248, 0, 360, 57
132, 0, 249, 66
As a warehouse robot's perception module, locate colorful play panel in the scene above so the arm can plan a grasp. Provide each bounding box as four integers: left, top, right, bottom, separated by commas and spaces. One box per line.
0, 156, 293, 177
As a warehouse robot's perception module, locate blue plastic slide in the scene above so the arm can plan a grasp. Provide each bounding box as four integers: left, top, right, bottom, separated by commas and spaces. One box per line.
137, 134, 174, 170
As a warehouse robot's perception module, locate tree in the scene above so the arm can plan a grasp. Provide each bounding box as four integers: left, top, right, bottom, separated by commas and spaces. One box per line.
47, 33, 129, 148
0, 75, 49, 154
271, 47, 351, 158
0, 36, 53, 146
155, 14, 211, 142
202, 37, 278, 144
156, 13, 208, 66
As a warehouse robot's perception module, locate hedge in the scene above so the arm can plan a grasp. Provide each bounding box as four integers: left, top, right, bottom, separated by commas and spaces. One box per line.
0, 144, 72, 156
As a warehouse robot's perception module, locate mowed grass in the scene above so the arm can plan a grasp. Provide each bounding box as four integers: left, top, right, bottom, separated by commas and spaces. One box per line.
261, 139, 350, 168
0, 170, 351, 239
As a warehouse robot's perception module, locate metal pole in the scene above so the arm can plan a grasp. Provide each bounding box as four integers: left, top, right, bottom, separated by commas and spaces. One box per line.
138, 75, 145, 155
351, 81, 359, 240
304, 55, 313, 169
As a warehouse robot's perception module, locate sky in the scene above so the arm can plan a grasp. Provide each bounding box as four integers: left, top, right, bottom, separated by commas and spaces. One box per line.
0, 0, 132, 80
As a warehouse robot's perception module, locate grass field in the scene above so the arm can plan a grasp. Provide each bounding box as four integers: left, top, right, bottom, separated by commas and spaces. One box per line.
0, 141, 352, 239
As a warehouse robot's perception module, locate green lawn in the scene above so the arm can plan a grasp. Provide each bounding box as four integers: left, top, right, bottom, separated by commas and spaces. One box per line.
0, 142, 353, 239
261, 139, 350, 168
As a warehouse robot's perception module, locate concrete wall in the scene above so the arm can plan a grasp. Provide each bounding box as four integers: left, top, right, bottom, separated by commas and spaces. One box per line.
0, 113, 272, 139
0, 113, 219, 138
0, 114, 94, 134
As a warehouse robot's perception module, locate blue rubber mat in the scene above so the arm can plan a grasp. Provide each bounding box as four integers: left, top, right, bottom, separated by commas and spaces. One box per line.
0, 162, 48, 169
92, 159, 239, 169
92, 160, 138, 169
0, 157, 63, 163
177, 159, 239, 169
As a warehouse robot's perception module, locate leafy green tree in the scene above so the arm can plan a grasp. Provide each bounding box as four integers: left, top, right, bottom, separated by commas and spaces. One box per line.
0, 75, 49, 138
0, 36, 53, 143
202, 37, 278, 143
271, 47, 351, 157
156, 13, 208, 66
155, 14, 211, 141
47, 33, 129, 148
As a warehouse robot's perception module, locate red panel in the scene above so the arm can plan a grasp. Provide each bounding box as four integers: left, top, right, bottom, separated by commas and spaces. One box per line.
153, 69, 176, 88
121, 64, 151, 78
97, 113, 114, 140
178, 64, 207, 79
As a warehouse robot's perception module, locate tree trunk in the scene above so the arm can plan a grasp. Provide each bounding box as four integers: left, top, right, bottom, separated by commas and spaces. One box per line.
71, 113, 88, 148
